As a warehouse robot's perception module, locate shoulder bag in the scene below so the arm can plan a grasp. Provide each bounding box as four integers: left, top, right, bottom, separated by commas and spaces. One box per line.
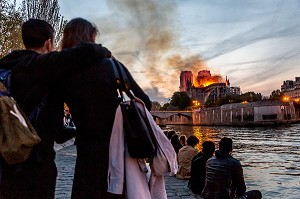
108, 58, 157, 159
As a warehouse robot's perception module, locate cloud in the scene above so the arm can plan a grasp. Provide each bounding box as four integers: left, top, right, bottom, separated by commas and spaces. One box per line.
85, 0, 300, 101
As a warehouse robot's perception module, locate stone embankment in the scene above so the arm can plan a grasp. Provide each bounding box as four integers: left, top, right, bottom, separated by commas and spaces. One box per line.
55, 144, 202, 199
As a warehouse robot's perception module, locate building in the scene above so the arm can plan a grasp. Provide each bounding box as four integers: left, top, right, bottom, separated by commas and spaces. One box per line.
179, 70, 240, 105
281, 77, 300, 102
179, 71, 193, 92
281, 80, 294, 91
230, 86, 241, 95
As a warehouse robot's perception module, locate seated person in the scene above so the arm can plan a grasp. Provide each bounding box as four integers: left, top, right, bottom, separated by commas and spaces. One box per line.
179, 135, 187, 146
170, 134, 183, 155
188, 141, 215, 195
202, 137, 262, 199
176, 135, 199, 179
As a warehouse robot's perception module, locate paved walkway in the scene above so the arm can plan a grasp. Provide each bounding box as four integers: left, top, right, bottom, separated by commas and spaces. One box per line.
55, 144, 202, 199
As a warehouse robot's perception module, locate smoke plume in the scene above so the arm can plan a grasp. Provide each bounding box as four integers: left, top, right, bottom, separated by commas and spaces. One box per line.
97, 0, 208, 101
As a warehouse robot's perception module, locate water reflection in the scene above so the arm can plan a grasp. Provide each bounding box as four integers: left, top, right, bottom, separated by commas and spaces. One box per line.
162, 123, 300, 199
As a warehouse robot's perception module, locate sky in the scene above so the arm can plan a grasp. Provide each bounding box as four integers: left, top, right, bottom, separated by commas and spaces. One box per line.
16, 0, 300, 102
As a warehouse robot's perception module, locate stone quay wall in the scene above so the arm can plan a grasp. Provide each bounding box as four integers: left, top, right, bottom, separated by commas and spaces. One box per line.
192, 100, 298, 126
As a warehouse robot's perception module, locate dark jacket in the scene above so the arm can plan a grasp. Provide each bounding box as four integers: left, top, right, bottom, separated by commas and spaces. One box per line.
202, 150, 246, 199
59, 58, 151, 199
0, 43, 110, 199
188, 151, 208, 195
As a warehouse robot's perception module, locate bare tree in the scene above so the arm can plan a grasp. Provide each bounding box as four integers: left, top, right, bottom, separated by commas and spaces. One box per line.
0, 0, 23, 58
21, 0, 67, 48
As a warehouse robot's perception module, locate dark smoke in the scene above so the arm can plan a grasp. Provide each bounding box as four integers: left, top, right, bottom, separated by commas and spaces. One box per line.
98, 0, 208, 101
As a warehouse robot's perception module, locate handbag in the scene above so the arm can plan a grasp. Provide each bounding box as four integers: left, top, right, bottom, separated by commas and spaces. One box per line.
108, 58, 157, 159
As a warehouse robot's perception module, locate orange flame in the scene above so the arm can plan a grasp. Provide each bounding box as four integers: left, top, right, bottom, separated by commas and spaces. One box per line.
194, 76, 223, 88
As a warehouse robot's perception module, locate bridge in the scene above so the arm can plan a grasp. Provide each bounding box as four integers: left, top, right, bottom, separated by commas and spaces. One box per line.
150, 111, 193, 126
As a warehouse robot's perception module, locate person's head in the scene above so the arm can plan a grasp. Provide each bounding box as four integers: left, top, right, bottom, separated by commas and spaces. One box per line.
186, 135, 199, 147
202, 141, 215, 158
219, 137, 233, 154
170, 134, 181, 146
179, 135, 187, 146
22, 19, 54, 53
167, 130, 176, 140
61, 17, 98, 49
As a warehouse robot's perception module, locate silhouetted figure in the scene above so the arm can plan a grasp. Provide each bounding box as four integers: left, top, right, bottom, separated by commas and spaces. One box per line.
60, 18, 151, 199
202, 137, 262, 199
167, 130, 176, 140
0, 19, 103, 199
179, 135, 187, 146
170, 134, 183, 154
188, 141, 215, 195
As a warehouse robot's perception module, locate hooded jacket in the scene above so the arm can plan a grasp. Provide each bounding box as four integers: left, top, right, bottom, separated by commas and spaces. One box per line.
0, 43, 110, 161
201, 150, 246, 199
0, 43, 111, 198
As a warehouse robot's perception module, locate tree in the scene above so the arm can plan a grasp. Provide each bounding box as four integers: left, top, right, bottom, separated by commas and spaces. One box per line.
151, 101, 161, 111
206, 92, 264, 106
169, 92, 192, 110
0, 0, 23, 58
238, 92, 262, 102
21, 0, 67, 48
160, 102, 170, 111
269, 89, 283, 100
0, 0, 66, 58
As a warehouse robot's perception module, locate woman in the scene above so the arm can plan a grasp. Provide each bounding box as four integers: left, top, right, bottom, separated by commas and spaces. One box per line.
170, 134, 182, 154
176, 135, 199, 179
60, 18, 151, 199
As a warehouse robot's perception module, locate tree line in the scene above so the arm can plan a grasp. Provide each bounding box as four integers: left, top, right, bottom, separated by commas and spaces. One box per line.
151, 89, 284, 111
0, 0, 66, 58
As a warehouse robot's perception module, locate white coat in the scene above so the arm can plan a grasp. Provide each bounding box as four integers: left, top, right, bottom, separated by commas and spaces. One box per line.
107, 100, 178, 199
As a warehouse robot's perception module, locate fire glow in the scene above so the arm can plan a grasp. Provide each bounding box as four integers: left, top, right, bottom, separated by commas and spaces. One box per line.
194, 71, 224, 88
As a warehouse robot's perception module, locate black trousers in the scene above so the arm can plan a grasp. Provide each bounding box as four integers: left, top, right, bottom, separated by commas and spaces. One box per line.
0, 160, 57, 199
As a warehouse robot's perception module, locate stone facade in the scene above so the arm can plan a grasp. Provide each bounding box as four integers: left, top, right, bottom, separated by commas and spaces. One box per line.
192, 100, 297, 125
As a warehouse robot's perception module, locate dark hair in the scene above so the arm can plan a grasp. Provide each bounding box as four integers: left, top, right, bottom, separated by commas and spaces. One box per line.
22, 19, 54, 49
61, 18, 98, 49
187, 135, 199, 147
179, 135, 187, 145
170, 134, 180, 145
202, 141, 215, 157
167, 130, 176, 140
219, 137, 233, 154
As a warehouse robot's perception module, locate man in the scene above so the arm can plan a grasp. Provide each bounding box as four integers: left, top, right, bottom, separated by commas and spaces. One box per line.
0, 19, 111, 199
188, 141, 215, 195
202, 137, 262, 199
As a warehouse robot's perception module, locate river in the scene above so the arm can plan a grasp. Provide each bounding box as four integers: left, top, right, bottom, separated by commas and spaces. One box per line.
162, 123, 300, 199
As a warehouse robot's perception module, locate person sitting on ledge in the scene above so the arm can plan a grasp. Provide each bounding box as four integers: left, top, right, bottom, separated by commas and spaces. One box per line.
176, 135, 199, 179
201, 137, 262, 199
188, 141, 215, 195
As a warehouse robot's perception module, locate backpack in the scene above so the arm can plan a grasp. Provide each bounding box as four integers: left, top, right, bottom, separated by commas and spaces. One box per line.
0, 68, 41, 165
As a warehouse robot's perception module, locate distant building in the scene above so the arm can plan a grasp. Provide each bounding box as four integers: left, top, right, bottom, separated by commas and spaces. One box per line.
179, 70, 240, 105
230, 86, 241, 95
281, 80, 294, 91
281, 77, 300, 102
179, 71, 193, 92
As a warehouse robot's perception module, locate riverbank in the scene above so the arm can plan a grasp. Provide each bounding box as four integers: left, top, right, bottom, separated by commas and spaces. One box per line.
55, 144, 201, 199
153, 100, 300, 126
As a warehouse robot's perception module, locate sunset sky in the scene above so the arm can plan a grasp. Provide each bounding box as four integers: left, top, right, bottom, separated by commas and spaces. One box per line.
16, 0, 300, 102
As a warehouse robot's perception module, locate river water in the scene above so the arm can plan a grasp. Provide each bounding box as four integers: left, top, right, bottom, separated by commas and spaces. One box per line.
162, 123, 300, 199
